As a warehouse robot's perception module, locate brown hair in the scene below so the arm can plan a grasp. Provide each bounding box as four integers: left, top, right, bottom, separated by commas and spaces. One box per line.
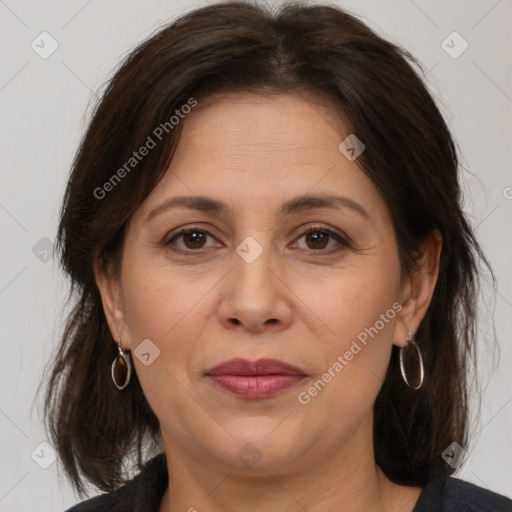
41, 0, 494, 497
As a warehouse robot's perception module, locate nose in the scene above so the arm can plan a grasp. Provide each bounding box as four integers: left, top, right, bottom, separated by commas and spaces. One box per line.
217, 244, 293, 335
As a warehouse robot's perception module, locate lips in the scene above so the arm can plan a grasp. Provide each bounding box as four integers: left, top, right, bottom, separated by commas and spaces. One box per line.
206, 358, 306, 376
205, 358, 307, 399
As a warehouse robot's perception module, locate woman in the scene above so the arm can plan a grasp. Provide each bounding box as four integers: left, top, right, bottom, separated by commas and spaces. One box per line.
42, 1, 512, 511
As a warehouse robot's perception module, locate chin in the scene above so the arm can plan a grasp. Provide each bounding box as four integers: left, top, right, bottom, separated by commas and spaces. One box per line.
221, 426, 305, 471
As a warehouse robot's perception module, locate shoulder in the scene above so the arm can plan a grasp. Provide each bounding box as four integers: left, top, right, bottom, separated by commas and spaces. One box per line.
414, 474, 512, 512
63, 453, 168, 512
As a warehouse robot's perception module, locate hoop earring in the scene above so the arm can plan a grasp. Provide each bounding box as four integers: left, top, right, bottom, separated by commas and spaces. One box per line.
111, 337, 132, 390
399, 331, 424, 390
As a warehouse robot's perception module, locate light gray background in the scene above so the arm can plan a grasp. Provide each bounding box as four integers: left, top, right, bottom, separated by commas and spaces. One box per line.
1, 0, 511, 510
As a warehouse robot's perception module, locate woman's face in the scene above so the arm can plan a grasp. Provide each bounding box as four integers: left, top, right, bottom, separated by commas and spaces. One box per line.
99, 92, 431, 474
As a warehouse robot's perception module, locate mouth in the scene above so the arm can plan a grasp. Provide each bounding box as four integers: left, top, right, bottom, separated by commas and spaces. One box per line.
205, 358, 308, 399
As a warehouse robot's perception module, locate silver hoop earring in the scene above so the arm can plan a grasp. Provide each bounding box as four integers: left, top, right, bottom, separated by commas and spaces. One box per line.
111, 337, 132, 390
399, 331, 424, 390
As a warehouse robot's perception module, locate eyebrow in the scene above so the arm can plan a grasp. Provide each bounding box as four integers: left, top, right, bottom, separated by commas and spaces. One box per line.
144, 193, 370, 224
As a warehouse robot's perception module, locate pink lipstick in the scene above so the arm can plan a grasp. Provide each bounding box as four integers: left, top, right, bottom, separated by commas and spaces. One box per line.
205, 358, 307, 399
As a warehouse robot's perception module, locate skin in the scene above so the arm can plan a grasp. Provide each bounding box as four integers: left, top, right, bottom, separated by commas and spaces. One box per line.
95, 92, 442, 512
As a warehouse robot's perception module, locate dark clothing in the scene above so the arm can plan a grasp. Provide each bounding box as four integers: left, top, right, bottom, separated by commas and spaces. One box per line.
413, 473, 512, 511
65, 452, 512, 511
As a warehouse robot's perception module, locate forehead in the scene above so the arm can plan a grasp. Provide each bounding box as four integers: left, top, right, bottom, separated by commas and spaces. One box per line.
176, 91, 348, 160
133, 91, 389, 228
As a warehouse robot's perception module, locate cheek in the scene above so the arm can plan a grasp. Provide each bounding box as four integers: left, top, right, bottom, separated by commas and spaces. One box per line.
121, 260, 202, 342
120, 261, 218, 387
119, 268, 202, 425
319, 261, 401, 343
302, 253, 401, 400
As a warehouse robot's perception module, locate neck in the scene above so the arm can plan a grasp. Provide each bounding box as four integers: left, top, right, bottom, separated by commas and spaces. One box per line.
159, 419, 422, 512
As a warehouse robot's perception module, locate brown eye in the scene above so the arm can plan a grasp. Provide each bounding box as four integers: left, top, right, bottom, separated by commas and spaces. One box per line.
181, 230, 207, 249
293, 226, 350, 253
305, 231, 330, 250
166, 229, 215, 251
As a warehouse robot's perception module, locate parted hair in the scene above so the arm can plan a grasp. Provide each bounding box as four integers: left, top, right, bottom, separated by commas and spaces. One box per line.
41, 0, 493, 497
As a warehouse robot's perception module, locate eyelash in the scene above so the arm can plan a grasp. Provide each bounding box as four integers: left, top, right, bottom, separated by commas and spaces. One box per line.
162, 224, 351, 255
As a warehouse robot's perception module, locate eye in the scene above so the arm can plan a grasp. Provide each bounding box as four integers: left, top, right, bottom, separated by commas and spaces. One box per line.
164, 227, 219, 252
163, 224, 350, 254
292, 225, 350, 253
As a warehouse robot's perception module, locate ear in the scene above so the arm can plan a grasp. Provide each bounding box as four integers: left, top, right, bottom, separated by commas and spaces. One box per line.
93, 258, 130, 348
393, 229, 442, 347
